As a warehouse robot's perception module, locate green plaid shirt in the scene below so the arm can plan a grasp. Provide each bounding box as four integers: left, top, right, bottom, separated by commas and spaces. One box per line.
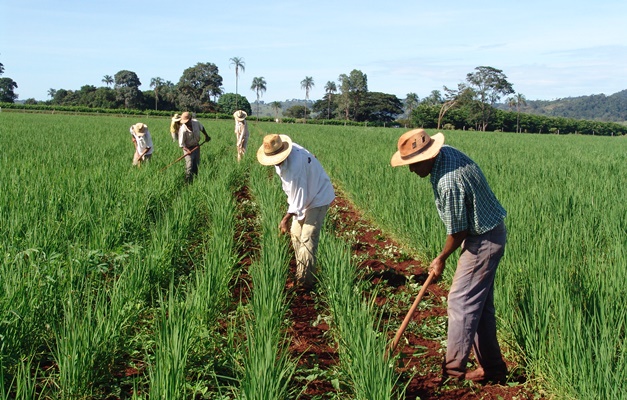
430, 146, 506, 235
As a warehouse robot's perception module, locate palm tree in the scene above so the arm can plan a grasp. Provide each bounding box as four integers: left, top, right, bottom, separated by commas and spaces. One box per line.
508, 93, 527, 133
150, 77, 165, 110
300, 76, 314, 121
230, 57, 245, 109
102, 75, 113, 87
270, 101, 282, 121
47, 88, 57, 99
250, 77, 267, 120
324, 81, 337, 120
404, 92, 419, 126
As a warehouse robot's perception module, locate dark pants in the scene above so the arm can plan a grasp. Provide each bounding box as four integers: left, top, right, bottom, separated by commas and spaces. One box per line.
444, 222, 507, 377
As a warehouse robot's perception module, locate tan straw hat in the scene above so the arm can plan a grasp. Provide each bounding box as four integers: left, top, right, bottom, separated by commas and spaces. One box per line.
233, 110, 247, 121
257, 134, 293, 165
133, 123, 147, 137
390, 129, 444, 167
180, 111, 192, 124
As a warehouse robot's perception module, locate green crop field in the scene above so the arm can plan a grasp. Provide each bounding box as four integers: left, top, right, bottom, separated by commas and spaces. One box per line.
1, 112, 625, 399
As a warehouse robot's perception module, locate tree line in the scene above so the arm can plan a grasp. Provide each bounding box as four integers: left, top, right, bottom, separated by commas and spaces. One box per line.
1, 57, 625, 136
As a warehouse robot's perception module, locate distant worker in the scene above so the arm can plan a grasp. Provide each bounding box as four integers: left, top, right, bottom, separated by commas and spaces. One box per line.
390, 129, 508, 383
178, 111, 210, 182
257, 134, 335, 291
170, 113, 181, 142
233, 110, 249, 162
130, 122, 153, 167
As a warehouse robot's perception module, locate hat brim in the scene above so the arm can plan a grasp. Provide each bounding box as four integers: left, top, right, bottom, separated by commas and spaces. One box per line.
390, 132, 444, 167
233, 111, 247, 121
257, 135, 293, 165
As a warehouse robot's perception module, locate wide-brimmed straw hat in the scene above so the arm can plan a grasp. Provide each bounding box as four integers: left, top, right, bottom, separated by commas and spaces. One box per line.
133, 123, 147, 137
233, 110, 247, 121
390, 129, 444, 167
180, 111, 192, 124
257, 134, 293, 165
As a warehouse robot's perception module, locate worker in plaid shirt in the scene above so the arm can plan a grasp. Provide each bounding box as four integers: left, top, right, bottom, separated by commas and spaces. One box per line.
391, 129, 508, 384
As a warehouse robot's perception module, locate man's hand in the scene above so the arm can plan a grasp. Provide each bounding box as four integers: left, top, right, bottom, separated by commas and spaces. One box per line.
279, 213, 293, 235
428, 257, 446, 281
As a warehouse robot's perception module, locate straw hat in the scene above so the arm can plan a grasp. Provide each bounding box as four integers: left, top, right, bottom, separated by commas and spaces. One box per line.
180, 111, 192, 124
233, 110, 247, 121
132, 123, 147, 137
257, 134, 293, 165
390, 129, 444, 167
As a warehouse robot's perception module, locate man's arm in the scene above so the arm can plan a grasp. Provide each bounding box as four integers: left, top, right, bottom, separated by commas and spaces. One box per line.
201, 126, 211, 142
429, 229, 468, 280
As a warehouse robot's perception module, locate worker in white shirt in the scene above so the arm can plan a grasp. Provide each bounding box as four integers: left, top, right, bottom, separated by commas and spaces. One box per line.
257, 134, 335, 291
130, 122, 153, 167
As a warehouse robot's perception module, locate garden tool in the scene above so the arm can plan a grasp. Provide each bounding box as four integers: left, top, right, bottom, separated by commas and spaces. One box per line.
160, 139, 208, 172
389, 270, 436, 353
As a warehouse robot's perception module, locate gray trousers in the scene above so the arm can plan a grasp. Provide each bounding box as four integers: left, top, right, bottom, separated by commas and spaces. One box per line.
184, 148, 200, 181
444, 222, 507, 377
290, 204, 329, 289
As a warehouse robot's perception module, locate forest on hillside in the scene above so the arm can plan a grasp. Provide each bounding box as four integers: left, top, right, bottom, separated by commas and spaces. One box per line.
497, 89, 627, 123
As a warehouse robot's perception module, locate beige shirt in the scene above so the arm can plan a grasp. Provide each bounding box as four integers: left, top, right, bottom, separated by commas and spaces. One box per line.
178, 120, 205, 148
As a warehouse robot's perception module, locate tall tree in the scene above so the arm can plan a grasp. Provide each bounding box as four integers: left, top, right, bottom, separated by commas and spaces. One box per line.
47, 88, 57, 99
229, 57, 245, 110
0, 77, 18, 103
324, 81, 337, 119
102, 75, 114, 87
250, 76, 266, 119
507, 93, 527, 133
150, 77, 165, 110
404, 92, 419, 125
338, 70, 367, 121
300, 76, 314, 120
466, 66, 515, 131
114, 70, 142, 109
177, 62, 223, 112
271, 101, 282, 120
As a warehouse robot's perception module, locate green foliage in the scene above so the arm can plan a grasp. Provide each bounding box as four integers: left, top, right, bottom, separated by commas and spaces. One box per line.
217, 93, 252, 116
0, 78, 18, 103
177, 62, 223, 112
114, 70, 142, 109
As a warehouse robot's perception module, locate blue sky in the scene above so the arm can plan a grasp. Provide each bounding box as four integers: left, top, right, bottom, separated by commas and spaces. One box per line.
2, 0, 626, 103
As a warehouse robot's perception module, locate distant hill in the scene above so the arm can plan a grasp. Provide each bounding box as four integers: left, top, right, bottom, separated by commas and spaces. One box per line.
498, 90, 627, 123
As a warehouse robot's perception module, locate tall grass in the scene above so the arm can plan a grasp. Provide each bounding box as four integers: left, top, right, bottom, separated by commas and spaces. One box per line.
238, 162, 296, 399
318, 232, 401, 399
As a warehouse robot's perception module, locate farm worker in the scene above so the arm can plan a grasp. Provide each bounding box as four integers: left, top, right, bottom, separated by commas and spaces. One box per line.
178, 111, 210, 182
257, 134, 335, 291
233, 110, 249, 162
390, 129, 508, 383
130, 122, 153, 166
170, 113, 182, 142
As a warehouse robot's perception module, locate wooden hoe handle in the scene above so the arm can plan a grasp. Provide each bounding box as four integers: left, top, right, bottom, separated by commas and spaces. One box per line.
389, 270, 436, 353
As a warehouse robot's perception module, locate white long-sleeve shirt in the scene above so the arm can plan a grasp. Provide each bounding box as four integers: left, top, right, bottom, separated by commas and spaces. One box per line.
275, 143, 335, 220
130, 127, 153, 156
